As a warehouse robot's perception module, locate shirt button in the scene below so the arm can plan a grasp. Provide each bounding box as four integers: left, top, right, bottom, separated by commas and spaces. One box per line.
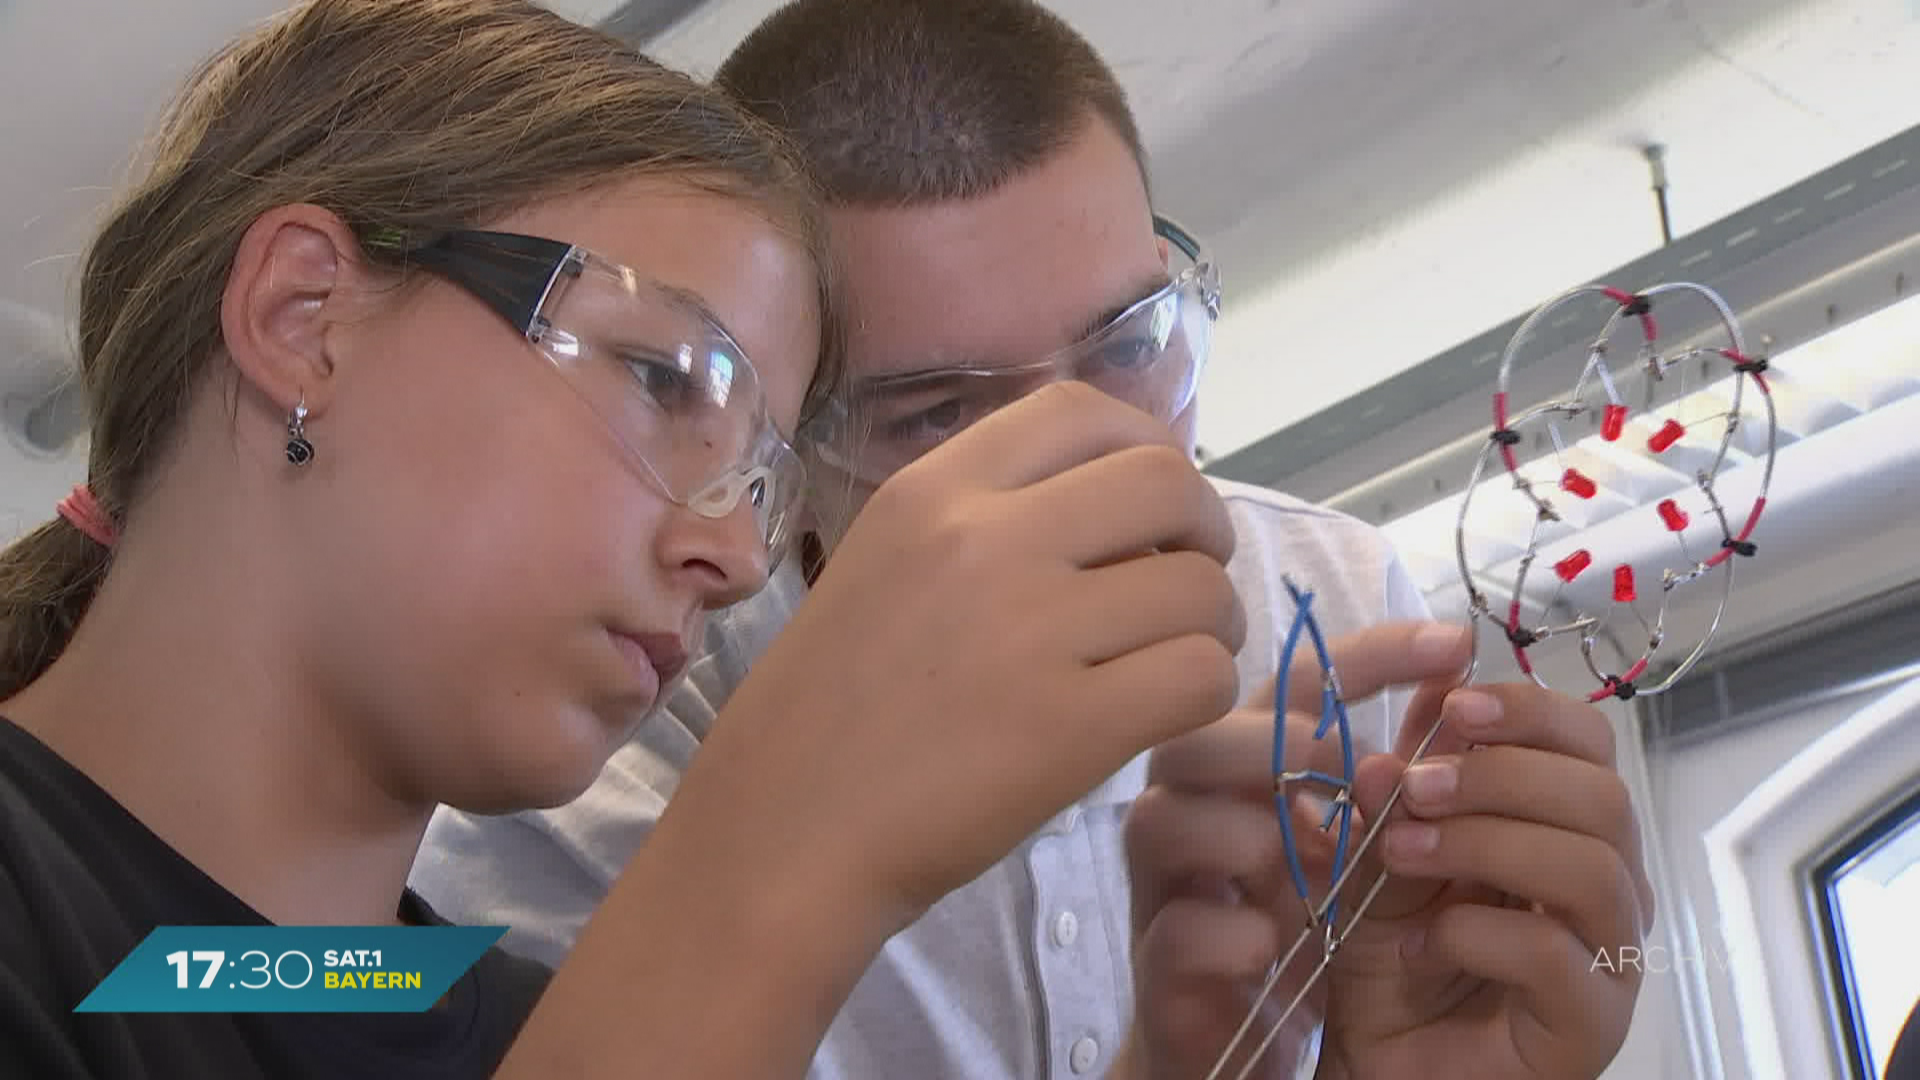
1051, 911, 1079, 948
1069, 1036, 1100, 1074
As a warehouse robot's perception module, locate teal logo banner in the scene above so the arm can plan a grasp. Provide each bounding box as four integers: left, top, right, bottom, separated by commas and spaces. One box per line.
75, 925, 506, 1013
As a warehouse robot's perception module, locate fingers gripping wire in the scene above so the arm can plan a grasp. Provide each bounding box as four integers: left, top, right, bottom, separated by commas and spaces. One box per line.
1206, 281, 1775, 1080
1206, 614, 1475, 1080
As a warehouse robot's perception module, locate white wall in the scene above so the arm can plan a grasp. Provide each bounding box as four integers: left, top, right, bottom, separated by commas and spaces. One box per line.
1638, 685, 1887, 1079
1703, 675, 1920, 1080
1575, 640, 1920, 1080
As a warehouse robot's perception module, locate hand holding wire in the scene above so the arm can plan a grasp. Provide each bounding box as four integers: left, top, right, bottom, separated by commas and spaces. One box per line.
1194, 279, 1770, 1079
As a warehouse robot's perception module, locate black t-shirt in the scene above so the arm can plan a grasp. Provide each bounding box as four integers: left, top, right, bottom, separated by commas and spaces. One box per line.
0, 717, 552, 1079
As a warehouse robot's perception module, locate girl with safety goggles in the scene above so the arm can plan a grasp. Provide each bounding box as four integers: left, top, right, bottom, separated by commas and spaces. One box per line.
0, 2, 1243, 1079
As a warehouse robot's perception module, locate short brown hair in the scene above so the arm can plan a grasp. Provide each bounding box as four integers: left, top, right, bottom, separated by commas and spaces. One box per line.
0, 0, 835, 697
713, 0, 1147, 206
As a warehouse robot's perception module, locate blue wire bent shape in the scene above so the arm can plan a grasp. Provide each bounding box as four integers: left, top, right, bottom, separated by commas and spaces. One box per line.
1272, 576, 1359, 931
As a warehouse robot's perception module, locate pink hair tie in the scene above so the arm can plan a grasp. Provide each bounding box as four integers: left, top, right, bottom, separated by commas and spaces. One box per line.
56, 484, 117, 548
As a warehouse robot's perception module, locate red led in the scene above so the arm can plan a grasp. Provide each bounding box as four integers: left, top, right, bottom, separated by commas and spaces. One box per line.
1657, 498, 1690, 532
1601, 404, 1628, 441
1560, 468, 1597, 499
1554, 549, 1592, 582
1648, 418, 1686, 453
1613, 565, 1637, 604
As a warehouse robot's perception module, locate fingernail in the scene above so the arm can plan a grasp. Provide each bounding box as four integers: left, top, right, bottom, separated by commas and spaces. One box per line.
1387, 821, 1439, 859
1402, 761, 1457, 805
1402, 927, 1427, 960
1414, 623, 1470, 665
1447, 690, 1502, 731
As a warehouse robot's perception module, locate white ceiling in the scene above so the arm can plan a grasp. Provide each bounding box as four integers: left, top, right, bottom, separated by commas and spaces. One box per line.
0, 0, 625, 325
5, 0, 1920, 504
645, 0, 1920, 459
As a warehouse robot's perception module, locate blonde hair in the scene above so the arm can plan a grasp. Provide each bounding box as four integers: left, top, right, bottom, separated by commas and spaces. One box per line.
0, 0, 838, 696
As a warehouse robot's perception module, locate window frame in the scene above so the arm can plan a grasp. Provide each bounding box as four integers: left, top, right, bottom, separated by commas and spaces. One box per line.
1812, 785, 1920, 1079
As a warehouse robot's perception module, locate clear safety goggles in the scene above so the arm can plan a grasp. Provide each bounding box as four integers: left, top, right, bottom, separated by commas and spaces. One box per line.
397, 229, 806, 561
806, 216, 1219, 484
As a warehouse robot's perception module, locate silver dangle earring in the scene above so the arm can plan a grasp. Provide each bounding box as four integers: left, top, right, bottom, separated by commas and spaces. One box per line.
285, 397, 315, 466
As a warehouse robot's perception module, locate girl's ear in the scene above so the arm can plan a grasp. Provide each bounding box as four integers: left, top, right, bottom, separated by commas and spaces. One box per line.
220, 204, 368, 421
